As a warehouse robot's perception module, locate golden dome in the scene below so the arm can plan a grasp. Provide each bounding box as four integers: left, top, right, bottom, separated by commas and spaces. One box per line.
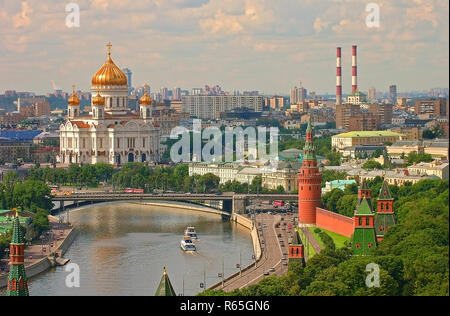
91, 43, 128, 87
92, 92, 105, 106
140, 91, 153, 106
68, 85, 80, 106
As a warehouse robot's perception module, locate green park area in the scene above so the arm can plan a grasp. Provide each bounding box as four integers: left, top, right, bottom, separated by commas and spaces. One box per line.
309, 227, 350, 249
296, 228, 316, 258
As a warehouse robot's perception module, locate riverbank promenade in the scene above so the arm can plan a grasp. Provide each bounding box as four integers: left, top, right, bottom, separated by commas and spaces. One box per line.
0, 216, 72, 281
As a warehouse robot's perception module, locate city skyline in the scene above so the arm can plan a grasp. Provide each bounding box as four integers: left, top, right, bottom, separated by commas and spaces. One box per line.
0, 0, 448, 95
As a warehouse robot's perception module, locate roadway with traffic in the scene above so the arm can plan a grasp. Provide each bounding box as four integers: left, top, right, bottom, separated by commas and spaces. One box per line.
217, 212, 296, 292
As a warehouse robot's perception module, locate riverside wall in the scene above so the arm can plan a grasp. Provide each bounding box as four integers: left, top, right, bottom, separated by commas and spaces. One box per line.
208, 213, 262, 291
0, 228, 77, 288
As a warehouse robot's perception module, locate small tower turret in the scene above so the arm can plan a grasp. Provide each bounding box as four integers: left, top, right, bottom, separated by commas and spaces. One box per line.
374, 180, 396, 242
352, 198, 377, 256
7, 209, 29, 296
357, 178, 372, 210
92, 92, 105, 120
155, 267, 176, 296
139, 86, 153, 120
67, 85, 80, 120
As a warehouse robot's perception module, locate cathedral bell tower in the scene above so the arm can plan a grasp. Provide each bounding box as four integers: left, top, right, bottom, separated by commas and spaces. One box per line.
92, 92, 105, 120
67, 85, 80, 120
139, 86, 153, 120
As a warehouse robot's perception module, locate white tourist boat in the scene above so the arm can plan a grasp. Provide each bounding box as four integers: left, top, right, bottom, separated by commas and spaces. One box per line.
184, 226, 199, 240
180, 236, 196, 252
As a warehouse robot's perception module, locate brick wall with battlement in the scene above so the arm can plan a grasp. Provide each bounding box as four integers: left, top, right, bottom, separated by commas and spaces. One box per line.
315, 207, 354, 237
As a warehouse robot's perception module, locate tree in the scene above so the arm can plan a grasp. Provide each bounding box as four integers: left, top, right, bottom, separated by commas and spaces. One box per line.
12, 180, 53, 212
94, 163, 114, 183
325, 151, 342, 166
336, 194, 358, 217
198, 173, 220, 193
322, 189, 345, 213
406, 151, 433, 166
250, 176, 263, 194
67, 164, 81, 185
362, 160, 383, 170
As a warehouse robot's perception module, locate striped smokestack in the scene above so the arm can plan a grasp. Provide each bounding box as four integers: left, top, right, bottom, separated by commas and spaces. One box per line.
352, 45, 358, 93
336, 47, 342, 105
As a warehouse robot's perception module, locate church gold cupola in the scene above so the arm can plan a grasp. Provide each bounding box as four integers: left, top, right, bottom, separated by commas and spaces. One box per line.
67, 85, 80, 120
91, 43, 129, 116
139, 85, 153, 120
92, 92, 105, 120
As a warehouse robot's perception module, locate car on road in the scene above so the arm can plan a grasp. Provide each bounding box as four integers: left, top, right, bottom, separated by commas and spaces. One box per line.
269, 268, 275, 272
264, 271, 270, 276
283, 262, 288, 266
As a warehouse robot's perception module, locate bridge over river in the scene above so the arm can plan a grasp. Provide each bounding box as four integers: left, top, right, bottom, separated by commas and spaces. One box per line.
51, 192, 298, 215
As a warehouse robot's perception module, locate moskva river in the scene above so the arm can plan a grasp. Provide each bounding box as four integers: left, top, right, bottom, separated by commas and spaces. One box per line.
5, 203, 254, 296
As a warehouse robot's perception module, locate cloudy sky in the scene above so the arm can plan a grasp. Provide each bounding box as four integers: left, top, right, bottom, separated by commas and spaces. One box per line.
0, 0, 448, 95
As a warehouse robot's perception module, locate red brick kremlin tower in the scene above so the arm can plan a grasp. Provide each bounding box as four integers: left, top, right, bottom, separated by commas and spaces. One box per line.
298, 118, 322, 224
6, 209, 29, 296
374, 181, 396, 242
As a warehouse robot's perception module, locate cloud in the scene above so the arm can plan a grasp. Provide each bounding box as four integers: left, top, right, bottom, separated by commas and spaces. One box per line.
13, 1, 33, 28
0, 0, 447, 94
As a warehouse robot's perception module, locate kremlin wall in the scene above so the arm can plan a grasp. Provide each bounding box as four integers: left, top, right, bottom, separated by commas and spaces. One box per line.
298, 119, 396, 252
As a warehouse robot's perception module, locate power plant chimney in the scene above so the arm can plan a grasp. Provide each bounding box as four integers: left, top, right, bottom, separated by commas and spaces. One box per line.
352, 45, 358, 93
336, 47, 342, 105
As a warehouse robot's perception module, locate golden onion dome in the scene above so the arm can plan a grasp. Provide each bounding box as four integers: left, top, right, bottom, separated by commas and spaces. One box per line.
68, 85, 80, 106
140, 92, 153, 106
92, 92, 105, 106
91, 42, 128, 87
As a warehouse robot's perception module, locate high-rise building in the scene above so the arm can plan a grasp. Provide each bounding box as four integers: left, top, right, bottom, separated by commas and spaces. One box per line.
172, 87, 181, 101
160, 87, 169, 101
349, 113, 380, 131
368, 87, 377, 103
298, 118, 322, 224
336, 104, 360, 130
290, 83, 307, 104
266, 96, 286, 110
122, 68, 133, 95
389, 85, 397, 105
369, 103, 393, 125
182, 95, 263, 119
414, 99, 447, 118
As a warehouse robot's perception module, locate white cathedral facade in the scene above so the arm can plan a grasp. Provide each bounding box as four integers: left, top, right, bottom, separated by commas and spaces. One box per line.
59, 44, 161, 165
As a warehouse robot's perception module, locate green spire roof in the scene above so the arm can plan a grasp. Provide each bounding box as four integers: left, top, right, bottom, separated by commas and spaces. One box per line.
306, 117, 312, 132
7, 210, 29, 297
378, 181, 393, 200
303, 117, 317, 161
360, 179, 369, 191
155, 267, 176, 296
355, 198, 373, 216
11, 211, 24, 245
